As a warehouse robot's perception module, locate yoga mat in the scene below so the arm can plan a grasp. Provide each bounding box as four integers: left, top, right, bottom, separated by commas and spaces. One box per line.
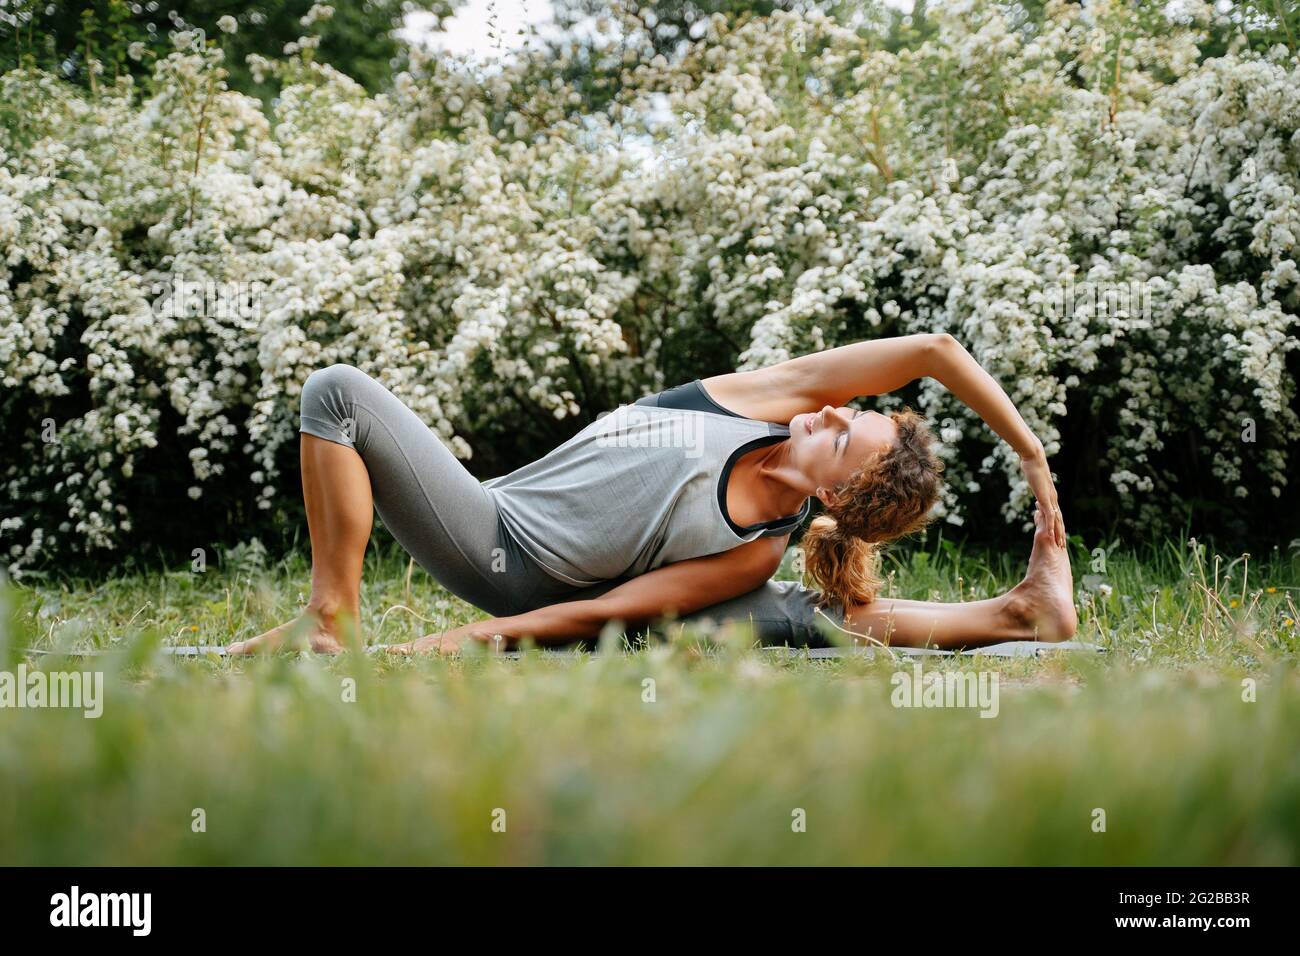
22, 640, 1105, 659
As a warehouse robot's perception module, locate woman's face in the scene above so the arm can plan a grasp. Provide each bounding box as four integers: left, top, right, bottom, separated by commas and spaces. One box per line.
788, 406, 898, 503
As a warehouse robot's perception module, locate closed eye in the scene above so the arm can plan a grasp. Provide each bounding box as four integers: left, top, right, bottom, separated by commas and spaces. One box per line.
838, 410, 863, 454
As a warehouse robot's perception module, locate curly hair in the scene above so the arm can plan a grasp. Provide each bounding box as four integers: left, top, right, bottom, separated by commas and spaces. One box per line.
801, 407, 945, 609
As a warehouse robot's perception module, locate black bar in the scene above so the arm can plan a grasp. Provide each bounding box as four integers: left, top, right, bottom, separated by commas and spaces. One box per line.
0, 867, 1286, 940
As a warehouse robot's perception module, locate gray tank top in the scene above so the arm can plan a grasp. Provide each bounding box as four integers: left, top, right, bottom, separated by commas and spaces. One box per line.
481, 380, 811, 586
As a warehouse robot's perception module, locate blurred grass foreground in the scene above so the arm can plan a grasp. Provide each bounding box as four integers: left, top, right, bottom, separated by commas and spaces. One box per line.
0, 538, 1296, 865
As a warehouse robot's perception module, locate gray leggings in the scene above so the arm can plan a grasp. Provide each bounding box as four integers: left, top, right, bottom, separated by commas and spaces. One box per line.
298, 363, 845, 647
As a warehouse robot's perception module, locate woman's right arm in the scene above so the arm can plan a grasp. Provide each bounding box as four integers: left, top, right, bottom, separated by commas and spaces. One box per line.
392, 535, 789, 653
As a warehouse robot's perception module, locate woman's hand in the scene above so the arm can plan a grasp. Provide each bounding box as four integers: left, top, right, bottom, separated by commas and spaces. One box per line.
386, 622, 509, 656
1019, 446, 1066, 547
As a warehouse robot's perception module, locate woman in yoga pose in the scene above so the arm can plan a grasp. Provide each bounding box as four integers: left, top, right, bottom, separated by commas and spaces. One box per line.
227, 333, 1076, 656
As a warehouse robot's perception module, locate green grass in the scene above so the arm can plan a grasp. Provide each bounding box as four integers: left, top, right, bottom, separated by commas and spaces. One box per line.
1, 534, 1298, 865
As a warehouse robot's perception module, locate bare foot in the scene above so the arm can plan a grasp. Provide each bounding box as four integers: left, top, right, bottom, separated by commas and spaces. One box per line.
1002, 506, 1079, 643
227, 604, 359, 656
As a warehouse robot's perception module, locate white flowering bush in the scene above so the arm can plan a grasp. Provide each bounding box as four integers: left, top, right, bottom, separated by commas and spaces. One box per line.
2, 0, 1298, 576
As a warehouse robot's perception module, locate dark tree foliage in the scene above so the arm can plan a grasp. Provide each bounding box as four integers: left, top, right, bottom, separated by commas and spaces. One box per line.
0, 0, 458, 99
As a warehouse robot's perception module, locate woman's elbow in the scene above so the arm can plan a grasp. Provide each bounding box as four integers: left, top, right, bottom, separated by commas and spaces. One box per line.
920, 332, 961, 377
928, 332, 959, 354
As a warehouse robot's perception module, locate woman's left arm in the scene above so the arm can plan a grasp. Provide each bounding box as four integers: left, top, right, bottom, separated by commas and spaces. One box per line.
926, 335, 1064, 545
926, 334, 1041, 457
760, 333, 1060, 542
772, 332, 1042, 458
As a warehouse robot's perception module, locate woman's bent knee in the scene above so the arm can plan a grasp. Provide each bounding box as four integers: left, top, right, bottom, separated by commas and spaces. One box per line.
303, 363, 371, 400
301, 364, 373, 448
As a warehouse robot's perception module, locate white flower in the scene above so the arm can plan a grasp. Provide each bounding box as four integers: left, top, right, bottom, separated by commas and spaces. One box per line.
301, 4, 335, 27
217, 15, 237, 34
